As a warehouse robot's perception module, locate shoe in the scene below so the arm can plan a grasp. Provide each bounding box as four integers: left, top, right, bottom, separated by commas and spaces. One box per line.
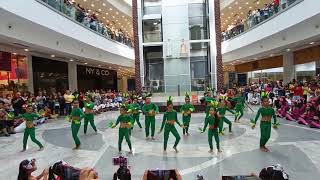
173, 146, 179, 153
72, 145, 80, 150
128, 150, 133, 154
39, 147, 44, 151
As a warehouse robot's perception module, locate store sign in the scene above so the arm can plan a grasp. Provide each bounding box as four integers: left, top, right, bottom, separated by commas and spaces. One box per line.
85, 67, 110, 76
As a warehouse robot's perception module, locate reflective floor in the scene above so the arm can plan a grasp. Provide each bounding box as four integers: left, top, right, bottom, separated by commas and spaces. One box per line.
0, 107, 320, 180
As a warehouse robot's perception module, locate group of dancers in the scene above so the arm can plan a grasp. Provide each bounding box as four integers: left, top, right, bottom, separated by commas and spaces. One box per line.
13, 89, 280, 154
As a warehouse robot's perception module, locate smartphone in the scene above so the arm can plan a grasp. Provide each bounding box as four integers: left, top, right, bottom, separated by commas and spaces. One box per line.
147, 169, 177, 180
222, 175, 260, 180
112, 157, 128, 166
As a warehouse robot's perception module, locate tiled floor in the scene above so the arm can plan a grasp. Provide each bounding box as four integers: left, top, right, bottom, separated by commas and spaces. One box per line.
0, 108, 319, 180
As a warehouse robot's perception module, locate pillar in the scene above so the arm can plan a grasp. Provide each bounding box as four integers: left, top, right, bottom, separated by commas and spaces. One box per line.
121, 76, 128, 92
68, 61, 78, 91
27, 55, 34, 93
283, 52, 295, 84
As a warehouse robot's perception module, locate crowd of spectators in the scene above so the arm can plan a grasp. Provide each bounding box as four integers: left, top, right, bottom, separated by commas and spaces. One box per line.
41, 0, 133, 47
222, 0, 298, 41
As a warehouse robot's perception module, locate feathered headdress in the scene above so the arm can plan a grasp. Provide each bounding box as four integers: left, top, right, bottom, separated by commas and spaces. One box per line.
206, 87, 213, 92
185, 92, 190, 99
167, 96, 173, 106
261, 91, 269, 100
144, 93, 152, 100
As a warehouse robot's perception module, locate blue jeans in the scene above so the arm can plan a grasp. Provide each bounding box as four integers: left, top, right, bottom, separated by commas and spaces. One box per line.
65, 103, 72, 115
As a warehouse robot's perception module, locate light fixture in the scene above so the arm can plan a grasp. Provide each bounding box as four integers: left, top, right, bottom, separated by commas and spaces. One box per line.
246, 2, 249, 5
102, 3, 106, 6
270, 54, 274, 57
239, 7, 242, 9
286, 49, 291, 52
235, 2, 238, 5
109, 8, 113, 11
116, 19, 118, 22
83, 0, 86, 2
229, 6, 232, 9
240, 12, 244, 15
50, 55, 55, 58
228, 16, 230, 19
125, 19, 127, 21
122, 15, 125, 18
116, 11, 119, 15
84, 62, 88, 65
256, 1, 260, 4
231, 12, 234, 15
91, 4, 94, 7
103, 16, 105, 19
88, 9, 91, 12
24, 49, 29, 52
310, 42, 315, 45
98, 9, 101, 12
112, 16, 115, 18
254, 58, 258, 60
98, 65, 101, 67
70, 59, 74, 62
249, 6, 252, 9
109, 67, 111, 68
12, 53, 17, 55
221, 13, 224, 16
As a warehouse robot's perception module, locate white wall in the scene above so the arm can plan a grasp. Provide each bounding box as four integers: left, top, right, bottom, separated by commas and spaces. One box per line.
222, 0, 320, 62
0, 0, 134, 67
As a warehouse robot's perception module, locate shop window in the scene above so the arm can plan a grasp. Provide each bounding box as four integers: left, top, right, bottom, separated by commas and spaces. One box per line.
144, 46, 164, 92
188, 0, 209, 40
143, 19, 162, 43
143, 0, 162, 15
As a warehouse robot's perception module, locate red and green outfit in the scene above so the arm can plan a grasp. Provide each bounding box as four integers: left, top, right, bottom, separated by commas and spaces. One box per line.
160, 110, 182, 151
180, 103, 195, 135
70, 108, 84, 146
19, 113, 44, 150
253, 107, 278, 147
84, 102, 97, 134
142, 103, 159, 138
114, 114, 134, 152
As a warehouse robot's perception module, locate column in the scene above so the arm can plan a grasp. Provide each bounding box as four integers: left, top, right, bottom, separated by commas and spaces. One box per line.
283, 52, 295, 84
68, 61, 78, 91
316, 60, 320, 76
122, 76, 128, 92
27, 55, 34, 93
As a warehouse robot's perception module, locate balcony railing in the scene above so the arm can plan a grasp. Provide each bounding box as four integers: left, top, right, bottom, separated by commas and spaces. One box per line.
36, 0, 133, 48
222, 0, 303, 42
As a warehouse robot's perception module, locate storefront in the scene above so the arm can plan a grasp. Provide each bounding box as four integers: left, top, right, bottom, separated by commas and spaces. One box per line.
32, 56, 69, 93
77, 65, 117, 91
0, 51, 29, 93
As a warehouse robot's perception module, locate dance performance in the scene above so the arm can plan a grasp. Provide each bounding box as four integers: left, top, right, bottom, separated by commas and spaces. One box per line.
142, 95, 159, 140
251, 97, 279, 152
112, 105, 134, 154
217, 97, 234, 135
128, 96, 143, 130
231, 91, 245, 122
159, 97, 184, 153
84, 96, 97, 134
180, 93, 195, 136
69, 100, 84, 150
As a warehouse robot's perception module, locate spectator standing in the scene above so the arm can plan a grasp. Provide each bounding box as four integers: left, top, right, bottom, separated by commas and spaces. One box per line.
58, 92, 65, 115
273, 0, 280, 13
12, 92, 25, 116
281, 0, 287, 10
64, 90, 74, 115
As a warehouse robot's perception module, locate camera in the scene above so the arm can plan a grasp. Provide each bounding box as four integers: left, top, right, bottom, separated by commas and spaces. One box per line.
113, 156, 128, 166
113, 156, 131, 180
48, 160, 81, 180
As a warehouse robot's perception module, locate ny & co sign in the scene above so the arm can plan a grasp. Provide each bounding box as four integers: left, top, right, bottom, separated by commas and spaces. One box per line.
85, 67, 110, 76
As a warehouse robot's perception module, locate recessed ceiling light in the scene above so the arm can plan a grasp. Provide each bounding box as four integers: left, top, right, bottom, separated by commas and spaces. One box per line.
88, 9, 91, 12
98, 9, 101, 11
228, 16, 230, 19
102, 3, 106, 6
12, 53, 17, 55
106, 20, 109, 22
221, 13, 224, 16
103, 16, 105, 19
310, 42, 315, 45
270, 54, 274, 57
127, 22, 130, 24
254, 58, 258, 60
50, 55, 55, 58
83, 0, 86, 2
98, 65, 101, 67
84, 62, 88, 65
24, 49, 29, 52
116, 19, 118, 22
229, 6, 232, 9
231, 12, 234, 15
91, 4, 94, 7
246, 2, 249, 5
235, 2, 238, 5
122, 15, 125, 18
109, 8, 113, 11
125, 19, 127, 21
286, 49, 291, 52
239, 7, 242, 9
249, 6, 252, 9
70, 59, 74, 62
109, 67, 111, 68
116, 11, 119, 15
256, 1, 260, 4
112, 16, 115, 18
240, 12, 244, 15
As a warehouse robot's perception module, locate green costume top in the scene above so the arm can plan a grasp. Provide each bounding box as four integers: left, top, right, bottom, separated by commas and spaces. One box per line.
203, 115, 218, 130
180, 103, 195, 117
115, 114, 134, 128
128, 103, 141, 115
18, 112, 41, 129
204, 97, 217, 115
160, 110, 181, 131
253, 107, 277, 124
217, 106, 234, 116
85, 102, 94, 110
70, 108, 84, 124
231, 96, 245, 108
142, 103, 159, 117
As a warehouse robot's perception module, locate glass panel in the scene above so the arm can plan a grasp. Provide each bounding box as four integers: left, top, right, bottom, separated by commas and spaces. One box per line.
143, 19, 162, 42
188, 2, 209, 40
143, 0, 162, 15
144, 46, 164, 92
36, 0, 133, 47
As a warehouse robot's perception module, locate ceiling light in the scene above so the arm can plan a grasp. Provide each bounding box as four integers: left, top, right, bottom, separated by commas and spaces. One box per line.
286, 49, 291, 52
270, 54, 274, 57
231, 12, 234, 15
109, 8, 113, 11
83, 0, 86, 1
221, 13, 224, 16
70, 59, 74, 62
127, 22, 130, 24
98, 9, 101, 11
112, 16, 115, 18
50, 55, 55, 58
239, 7, 242, 9
235, 2, 238, 5
109, 67, 111, 68
98, 65, 101, 67
24, 49, 29, 52
254, 58, 258, 60
246, 2, 249, 5
84, 62, 88, 65
229, 6, 232, 9
256, 1, 260, 4
88, 9, 91, 12
310, 42, 315, 45
122, 15, 125, 18
91, 4, 94, 7
116, 11, 119, 15
249, 6, 252, 9
241, 12, 244, 15
228, 16, 230, 19
116, 19, 118, 22
103, 16, 105, 19
102, 3, 106, 6
125, 19, 127, 21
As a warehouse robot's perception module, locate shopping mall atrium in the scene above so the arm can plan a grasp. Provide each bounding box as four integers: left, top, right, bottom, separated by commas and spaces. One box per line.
0, 0, 319, 179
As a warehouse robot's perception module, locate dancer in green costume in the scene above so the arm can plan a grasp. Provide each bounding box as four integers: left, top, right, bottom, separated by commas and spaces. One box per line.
84, 96, 97, 134
112, 105, 134, 153
180, 93, 195, 136
217, 96, 235, 135
200, 107, 221, 153
252, 97, 279, 152
69, 100, 84, 150
159, 96, 184, 153
19, 105, 44, 152
204, 90, 218, 118
142, 95, 159, 140
231, 91, 245, 122
128, 96, 142, 130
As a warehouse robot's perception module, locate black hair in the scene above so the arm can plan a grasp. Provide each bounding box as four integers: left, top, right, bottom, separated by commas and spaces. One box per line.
17, 160, 29, 180
0, 100, 4, 105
